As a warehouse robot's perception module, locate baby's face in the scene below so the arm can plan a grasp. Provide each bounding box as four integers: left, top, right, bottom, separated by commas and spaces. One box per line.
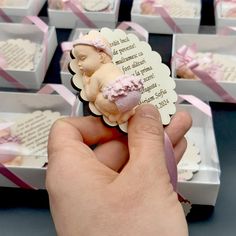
74, 45, 102, 76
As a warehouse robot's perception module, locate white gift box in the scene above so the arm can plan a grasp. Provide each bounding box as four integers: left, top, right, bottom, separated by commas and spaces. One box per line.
177, 104, 220, 206
60, 27, 149, 92
0, 92, 220, 208
48, 0, 120, 29
0, 91, 74, 189
131, 0, 201, 34
0, 23, 57, 90
172, 33, 236, 102
0, 0, 46, 21
215, 0, 236, 33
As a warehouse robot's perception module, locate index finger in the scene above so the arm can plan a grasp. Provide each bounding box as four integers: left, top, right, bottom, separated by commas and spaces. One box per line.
48, 116, 123, 152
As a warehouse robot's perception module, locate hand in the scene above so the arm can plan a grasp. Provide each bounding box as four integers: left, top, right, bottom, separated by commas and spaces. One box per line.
46, 104, 192, 236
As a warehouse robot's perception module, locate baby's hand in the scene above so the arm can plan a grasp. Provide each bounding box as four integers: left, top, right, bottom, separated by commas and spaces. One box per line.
83, 75, 91, 84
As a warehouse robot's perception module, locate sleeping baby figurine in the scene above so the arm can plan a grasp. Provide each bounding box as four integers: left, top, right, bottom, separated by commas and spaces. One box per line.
72, 30, 144, 124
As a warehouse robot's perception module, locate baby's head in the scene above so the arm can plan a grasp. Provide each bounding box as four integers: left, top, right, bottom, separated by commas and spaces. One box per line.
73, 31, 113, 76
74, 30, 112, 58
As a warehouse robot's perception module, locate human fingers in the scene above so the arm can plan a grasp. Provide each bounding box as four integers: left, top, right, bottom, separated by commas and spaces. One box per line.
173, 137, 187, 163
47, 117, 120, 196
48, 116, 123, 161
94, 136, 129, 171
124, 104, 169, 182
164, 111, 192, 147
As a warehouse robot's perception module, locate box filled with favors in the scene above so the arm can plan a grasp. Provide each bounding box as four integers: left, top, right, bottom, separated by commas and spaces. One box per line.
0, 91, 76, 189
176, 104, 220, 211
172, 33, 236, 102
0, 22, 57, 90
131, 0, 201, 34
48, 0, 120, 29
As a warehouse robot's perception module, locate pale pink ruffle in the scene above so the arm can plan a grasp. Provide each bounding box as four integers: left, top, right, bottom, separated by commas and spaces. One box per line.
102, 75, 143, 102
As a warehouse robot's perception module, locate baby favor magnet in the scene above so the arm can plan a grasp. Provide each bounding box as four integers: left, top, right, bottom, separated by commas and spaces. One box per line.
69, 28, 177, 132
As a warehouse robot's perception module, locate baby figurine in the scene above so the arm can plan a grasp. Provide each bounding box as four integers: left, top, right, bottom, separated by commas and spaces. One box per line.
73, 31, 143, 124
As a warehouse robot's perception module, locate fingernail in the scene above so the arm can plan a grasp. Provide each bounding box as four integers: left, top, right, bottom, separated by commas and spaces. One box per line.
138, 104, 161, 122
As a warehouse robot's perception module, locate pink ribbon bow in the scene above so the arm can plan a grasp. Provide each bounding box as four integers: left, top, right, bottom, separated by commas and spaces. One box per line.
173, 44, 199, 70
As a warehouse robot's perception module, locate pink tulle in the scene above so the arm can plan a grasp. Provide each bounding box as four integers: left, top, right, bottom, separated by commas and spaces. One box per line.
102, 75, 143, 102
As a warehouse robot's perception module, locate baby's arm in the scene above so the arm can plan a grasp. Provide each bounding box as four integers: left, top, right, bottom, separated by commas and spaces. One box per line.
82, 75, 99, 102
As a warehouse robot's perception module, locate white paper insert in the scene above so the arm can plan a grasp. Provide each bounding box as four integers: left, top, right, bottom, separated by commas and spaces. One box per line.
0, 38, 42, 71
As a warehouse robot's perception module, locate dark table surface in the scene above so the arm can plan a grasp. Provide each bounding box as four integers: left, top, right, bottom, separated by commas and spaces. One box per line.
1, 0, 236, 235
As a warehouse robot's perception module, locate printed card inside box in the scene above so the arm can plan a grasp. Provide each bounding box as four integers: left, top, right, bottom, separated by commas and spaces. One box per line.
172, 33, 236, 102
60, 27, 149, 93
48, 0, 120, 29
131, 0, 201, 34
177, 104, 220, 207
215, 1, 236, 33
0, 23, 57, 90
0, 0, 46, 20
0, 91, 75, 189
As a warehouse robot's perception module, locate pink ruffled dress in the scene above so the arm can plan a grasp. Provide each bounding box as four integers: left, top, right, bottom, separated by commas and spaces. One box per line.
102, 75, 143, 112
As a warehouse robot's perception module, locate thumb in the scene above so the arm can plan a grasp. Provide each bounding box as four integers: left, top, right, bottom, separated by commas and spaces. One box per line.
126, 104, 170, 180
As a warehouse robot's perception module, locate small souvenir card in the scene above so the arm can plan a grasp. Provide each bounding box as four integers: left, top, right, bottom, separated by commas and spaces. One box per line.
139, 0, 198, 18
177, 139, 201, 181
69, 28, 177, 132
0, 110, 61, 167
0, 38, 42, 71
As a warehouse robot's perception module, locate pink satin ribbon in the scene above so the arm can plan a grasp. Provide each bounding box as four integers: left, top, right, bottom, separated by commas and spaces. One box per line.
218, 26, 236, 35
0, 0, 42, 21
0, 56, 26, 89
0, 8, 12, 22
61, 41, 73, 52
142, 0, 182, 33
0, 163, 37, 189
0, 125, 36, 189
62, 0, 97, 28
117, 21, 149, 42
164, 132, 177, 191
154, 5, 182, 33
173, 45, 236, 103
191, 68, 236, 103
178, 95, 212, 117
37, 83, 76, 107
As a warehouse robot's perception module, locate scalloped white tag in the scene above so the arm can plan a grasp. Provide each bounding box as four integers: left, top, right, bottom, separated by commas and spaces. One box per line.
177, 140, 201, 181
70, 28, 177, 132
0, 39, 42, 71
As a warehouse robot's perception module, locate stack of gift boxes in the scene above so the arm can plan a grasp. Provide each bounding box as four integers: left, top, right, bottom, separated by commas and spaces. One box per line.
2, 0, 236, 218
